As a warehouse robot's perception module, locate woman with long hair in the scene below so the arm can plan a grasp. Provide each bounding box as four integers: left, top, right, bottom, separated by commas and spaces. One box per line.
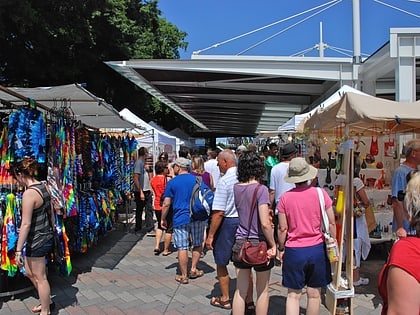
13, 158, 55, 315
191, 155, 214, 190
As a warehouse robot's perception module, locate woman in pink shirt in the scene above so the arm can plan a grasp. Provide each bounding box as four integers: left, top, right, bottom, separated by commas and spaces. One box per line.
277, 157, 336, 315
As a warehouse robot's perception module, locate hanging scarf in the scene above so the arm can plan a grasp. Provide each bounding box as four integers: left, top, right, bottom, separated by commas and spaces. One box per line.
55, 215, 72, 276
1, 193, 18, 276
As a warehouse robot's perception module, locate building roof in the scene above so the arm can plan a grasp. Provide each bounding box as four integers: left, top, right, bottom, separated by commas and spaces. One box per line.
105, 29, 420, 137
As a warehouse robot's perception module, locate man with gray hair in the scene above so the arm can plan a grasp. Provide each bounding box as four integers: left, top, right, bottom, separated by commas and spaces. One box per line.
391, 138, 420, 238
161, 157, 206, 284
206, 149, 238, 309
206, 149, 253, 311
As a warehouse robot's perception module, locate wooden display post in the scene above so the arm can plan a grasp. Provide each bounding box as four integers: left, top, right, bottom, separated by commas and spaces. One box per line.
325, 140, 355, 314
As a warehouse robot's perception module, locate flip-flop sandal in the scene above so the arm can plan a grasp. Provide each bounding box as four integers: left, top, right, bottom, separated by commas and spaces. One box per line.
210, 296, 232, 310
154, 248, 161, 255
161, 251, 172, 256
175, 275, 189, 284
189, 269, 204, 279
31, 302, 56, 313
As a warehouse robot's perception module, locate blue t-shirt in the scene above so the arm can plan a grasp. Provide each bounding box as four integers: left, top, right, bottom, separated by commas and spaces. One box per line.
391, 164, 414, 232
164, 173, 196, 227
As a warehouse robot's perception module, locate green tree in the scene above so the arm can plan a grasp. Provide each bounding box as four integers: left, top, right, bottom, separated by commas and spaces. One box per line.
0, 0, 194, 133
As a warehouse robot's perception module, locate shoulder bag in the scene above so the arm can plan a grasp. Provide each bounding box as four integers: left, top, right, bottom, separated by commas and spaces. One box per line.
316, 187, 339, 263
237, 184, 269, 266
40, 184, 65, 266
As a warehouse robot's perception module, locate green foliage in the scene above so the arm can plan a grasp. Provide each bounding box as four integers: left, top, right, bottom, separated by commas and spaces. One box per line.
0, 0, 193, 133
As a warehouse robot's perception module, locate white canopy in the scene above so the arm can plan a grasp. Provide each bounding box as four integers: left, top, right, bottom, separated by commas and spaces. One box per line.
304, 92, 420, 134
278, 114, 308, 133
148, 121, 184, 150
289, 85, 369, 133
0, 84, 135, 129
119, 108, 177, 151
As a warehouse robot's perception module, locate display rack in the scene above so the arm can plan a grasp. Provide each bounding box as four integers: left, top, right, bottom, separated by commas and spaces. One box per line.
325, 140, 355, 314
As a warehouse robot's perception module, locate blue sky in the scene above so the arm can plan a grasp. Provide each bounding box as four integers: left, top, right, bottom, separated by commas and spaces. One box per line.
158, 0, 419, 59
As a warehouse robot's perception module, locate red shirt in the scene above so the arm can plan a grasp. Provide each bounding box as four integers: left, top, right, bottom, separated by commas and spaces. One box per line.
150, 175, 167, 211
378, 236, 420, 315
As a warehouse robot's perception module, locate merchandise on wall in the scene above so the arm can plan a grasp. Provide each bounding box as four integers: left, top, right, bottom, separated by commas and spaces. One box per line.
0, 84, 138, 296
303, 90, 420, 314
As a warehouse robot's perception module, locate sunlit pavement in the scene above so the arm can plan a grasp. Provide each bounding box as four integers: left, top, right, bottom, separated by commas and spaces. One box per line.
1, 222, 385, 314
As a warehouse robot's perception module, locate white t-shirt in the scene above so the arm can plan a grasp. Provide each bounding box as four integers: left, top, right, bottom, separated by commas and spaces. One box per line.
204, 158, 220, 187
334, 175, 364, 192
212, 166, 238, 217
270, 161, 295, 204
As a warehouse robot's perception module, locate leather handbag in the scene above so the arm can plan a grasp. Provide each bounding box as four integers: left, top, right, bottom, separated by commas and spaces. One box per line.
237, 184, 269, 266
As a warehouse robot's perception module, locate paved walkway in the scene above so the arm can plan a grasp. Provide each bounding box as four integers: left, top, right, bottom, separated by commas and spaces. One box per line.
0, 222, 386, 315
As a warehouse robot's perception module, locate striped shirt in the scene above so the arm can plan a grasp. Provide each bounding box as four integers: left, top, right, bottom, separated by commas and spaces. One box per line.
212, 166, 238, 218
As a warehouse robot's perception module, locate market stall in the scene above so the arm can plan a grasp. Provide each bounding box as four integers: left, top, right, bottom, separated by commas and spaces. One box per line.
304, 91, 420, 314
0, 84, 138, 297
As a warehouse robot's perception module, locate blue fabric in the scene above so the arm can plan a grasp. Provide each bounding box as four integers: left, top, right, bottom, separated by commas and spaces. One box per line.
282, 243, 332, 290
173, 224, 190, 250
214, 217, 239, 265
173, 220, 206, 250
190, 220, 206, 246
26, 237, 53, 257
391, 164, 413, 233
164, 173, 196, 227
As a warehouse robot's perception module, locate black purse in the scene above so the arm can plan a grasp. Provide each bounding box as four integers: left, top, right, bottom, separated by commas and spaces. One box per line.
51, 228, 65, 266
47, 197, 65, 266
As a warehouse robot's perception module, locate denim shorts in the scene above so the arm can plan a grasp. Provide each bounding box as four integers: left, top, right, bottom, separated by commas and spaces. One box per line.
173, 220, 206, 250
213, 217, 239, 266
26, 237, 54, 258
282, 243, 332, 290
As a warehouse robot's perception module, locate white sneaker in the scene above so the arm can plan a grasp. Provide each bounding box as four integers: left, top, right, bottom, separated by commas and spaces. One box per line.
353, 277, 369, 286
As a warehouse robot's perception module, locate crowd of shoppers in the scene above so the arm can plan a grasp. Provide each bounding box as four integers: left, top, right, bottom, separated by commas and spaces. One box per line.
14, 139, 419, 314
128, 142, 419, 315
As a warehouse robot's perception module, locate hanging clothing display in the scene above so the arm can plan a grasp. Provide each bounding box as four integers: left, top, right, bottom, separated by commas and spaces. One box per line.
8, 108, 47, 163
0, 102, 138, 295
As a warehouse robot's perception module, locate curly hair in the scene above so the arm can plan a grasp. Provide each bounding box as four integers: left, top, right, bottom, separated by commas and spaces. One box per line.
404, 171, 420, 236
10, 157, 39, 178
237, 150, 265, 183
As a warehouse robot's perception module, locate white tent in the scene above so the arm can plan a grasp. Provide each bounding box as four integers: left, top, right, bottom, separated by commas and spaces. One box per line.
0, 83, 135, 129
119, 108, 178, 162
304, 92, 420, 133
278, 114, 308, 133
148, 121, 183, 153
280, 85, 368, 133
